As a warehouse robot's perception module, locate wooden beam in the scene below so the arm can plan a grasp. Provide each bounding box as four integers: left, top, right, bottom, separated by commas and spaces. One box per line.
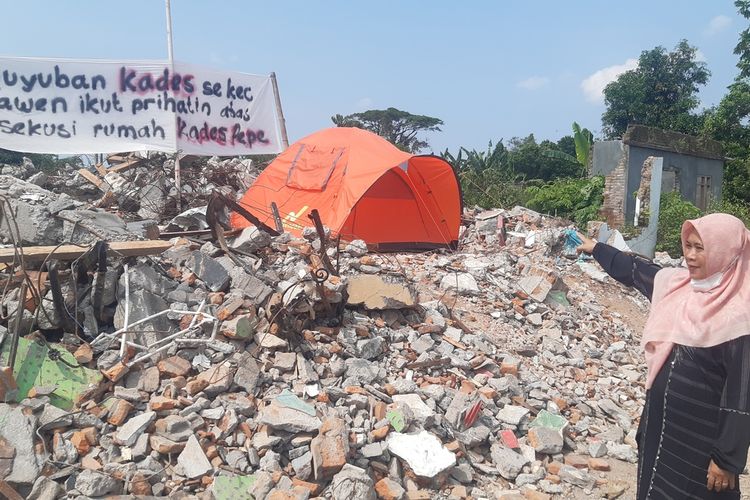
0, 240, 173, 264
109, 158, 144, 173
106, 153, 131, 162
77, 169, 105, 190
0, 479, 24, 500
94, 163, 108, 177
159, 228, 242, 239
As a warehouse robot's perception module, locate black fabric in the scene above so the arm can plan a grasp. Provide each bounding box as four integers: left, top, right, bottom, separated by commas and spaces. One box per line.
592, 243, 748, 499
592, 242, 660, 299
713, 337, 750, 475
638, 346, 742, 499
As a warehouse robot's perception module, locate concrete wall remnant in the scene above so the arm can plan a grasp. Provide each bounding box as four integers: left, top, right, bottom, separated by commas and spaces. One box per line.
593, 125, 724, 226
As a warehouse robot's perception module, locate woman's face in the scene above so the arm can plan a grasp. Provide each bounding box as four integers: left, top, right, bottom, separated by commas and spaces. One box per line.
683, 229, 708, 280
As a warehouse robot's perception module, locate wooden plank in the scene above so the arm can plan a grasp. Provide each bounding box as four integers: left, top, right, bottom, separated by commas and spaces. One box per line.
0, 480, 24, 500
0, 240, 173, 264
77, 169, 104, 189
109, 158, 144, 173
159, 228, 242, 239
441, 334, 468, 350
94, 163, 108, 177
177, 153, 199, 164
106, 153, 131, 162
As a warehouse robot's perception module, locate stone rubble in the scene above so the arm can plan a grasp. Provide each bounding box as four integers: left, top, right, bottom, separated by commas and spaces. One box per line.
0, 158, 654, 499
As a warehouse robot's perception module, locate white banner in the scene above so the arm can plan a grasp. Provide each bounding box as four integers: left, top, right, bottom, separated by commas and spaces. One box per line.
0, 57, 283, 155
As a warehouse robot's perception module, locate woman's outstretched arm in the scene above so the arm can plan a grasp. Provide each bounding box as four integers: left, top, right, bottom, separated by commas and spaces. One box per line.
577, 234, 661, 301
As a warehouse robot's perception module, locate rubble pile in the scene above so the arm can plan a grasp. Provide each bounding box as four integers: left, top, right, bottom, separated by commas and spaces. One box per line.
1, 154, 264, 225
0, 160, 654, 499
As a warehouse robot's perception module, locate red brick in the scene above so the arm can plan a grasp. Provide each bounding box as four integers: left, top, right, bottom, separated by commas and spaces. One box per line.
70, 431, 90, 455
130, 473, 152, 495
157, 356, 191, 378
149, 396, 179, 411
499, 429, 519, 449
588, 457, 611, 471
102, 361, 129, 382
292, 478, 323, 496
375, 478, 405, 500
370, 426, 389, 441
310, 417, 349, 479
564, 455, 589, 469
107, 399, 134, 426
149, 435, 185, 454
546, 461, 563, 475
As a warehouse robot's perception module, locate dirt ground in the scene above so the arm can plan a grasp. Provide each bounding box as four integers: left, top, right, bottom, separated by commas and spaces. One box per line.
445, 266, 750, 499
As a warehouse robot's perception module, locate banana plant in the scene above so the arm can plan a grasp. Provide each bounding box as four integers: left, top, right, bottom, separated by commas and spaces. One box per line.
542, 122, 593, 175
572, 122, 593, 168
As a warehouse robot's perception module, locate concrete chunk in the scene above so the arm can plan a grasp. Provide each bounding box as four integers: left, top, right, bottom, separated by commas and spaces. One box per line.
490, 443, 529, 480
178, 435, 212, 479
331, 464, 375, 500
187, 251, 230, 292
259, 403, 322, 433
387, 431, 456, 478
346, 275, 416, 310
114, 411, 156, 446
0, 404, 42, 485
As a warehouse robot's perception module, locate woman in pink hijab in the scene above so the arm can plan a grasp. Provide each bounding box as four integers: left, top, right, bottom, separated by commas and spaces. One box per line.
578, 213, 750, 499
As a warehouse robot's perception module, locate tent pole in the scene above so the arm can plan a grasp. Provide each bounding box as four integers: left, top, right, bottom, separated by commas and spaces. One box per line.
270, 72, 289, 149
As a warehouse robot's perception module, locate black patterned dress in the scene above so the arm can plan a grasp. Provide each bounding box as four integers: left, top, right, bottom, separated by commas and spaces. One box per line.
593, 243, 749, 499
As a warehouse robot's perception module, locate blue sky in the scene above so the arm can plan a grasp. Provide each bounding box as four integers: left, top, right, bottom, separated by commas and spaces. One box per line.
2, 1, 746, 153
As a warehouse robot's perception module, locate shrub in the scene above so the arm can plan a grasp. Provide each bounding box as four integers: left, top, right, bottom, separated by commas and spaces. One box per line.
524, 176, 604, 227
445, 143, 531, 209
656, 192, 701, 257
706, 198, 750, 228
459, 168, 529, 209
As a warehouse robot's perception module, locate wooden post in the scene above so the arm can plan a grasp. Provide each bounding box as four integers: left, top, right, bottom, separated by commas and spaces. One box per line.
308, 209, 337, 276
270, 72, 289, 149
9, 281, 27, 372
271, 202, 284, 233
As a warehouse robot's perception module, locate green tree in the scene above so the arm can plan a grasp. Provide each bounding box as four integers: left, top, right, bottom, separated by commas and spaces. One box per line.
702, 3, 750, 203
703, 80, 750, 202
601, 40, 710, 139
0, 148, 24, 165
657, 191, 702, 256
556, 135, 576, 158
0, 148, 80, 173
525, 176, 605, 227
506, 134, 583, 181
735, 0, 750, 78
331, 107, 443, 153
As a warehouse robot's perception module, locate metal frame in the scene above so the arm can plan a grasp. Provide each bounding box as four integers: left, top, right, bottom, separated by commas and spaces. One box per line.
90, 264, 219, 367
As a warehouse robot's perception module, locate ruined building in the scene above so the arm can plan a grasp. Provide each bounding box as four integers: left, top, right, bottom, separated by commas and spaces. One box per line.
593, 125, 724, 229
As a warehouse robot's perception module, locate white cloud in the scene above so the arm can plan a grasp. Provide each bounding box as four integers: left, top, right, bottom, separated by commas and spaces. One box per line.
704, 15, 732, 37
581, 58, 638, 104
355, 97, 373, 109
516, 76, 550, 90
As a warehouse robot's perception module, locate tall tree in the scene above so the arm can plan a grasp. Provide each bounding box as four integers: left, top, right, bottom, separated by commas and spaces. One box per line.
735, 0, 750, 78
703, 1, 750, 203
601, 40, 710, 139
331, 107, 443, 153
507, 134, 584, 181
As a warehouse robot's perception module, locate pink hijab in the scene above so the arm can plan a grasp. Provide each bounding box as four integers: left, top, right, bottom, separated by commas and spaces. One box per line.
642, 213, 750, 388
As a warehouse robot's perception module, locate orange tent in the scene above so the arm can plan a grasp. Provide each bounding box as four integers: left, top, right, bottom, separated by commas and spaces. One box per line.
231, 127, 462, 250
